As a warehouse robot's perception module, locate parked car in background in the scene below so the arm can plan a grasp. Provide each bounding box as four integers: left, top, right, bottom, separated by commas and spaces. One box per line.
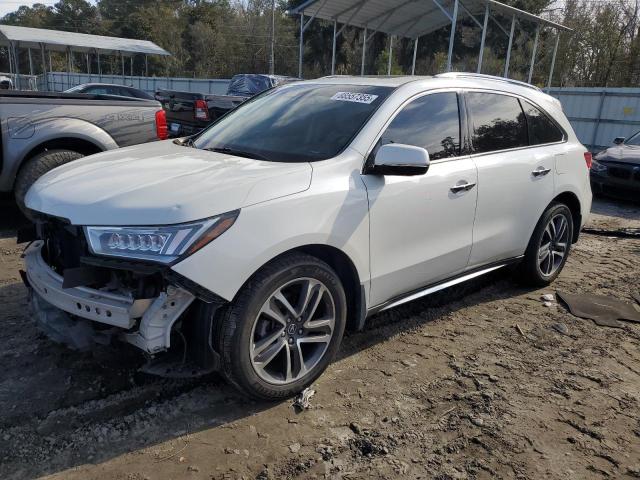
0, 89, 167, 215
65, 83, 155, 100
591, 132, 640, 200
155, 73, 299, 137
0, 75, 13, 90
22, 74, 591, 400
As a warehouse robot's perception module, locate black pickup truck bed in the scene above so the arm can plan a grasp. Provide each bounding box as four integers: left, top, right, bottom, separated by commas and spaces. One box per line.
155, 74, 298, 138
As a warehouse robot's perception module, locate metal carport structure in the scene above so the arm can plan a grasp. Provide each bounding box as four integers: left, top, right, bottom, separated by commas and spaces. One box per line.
0, 25, 170, 89
288, 0, 571, 86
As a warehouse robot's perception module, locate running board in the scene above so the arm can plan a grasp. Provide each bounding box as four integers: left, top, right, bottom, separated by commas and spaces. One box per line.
374, 262, 514, 313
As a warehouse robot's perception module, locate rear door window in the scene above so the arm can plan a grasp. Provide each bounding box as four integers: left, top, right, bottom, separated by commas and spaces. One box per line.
522, 100, 564, 145
467, 92, 527, 153
377, 92, 461, 160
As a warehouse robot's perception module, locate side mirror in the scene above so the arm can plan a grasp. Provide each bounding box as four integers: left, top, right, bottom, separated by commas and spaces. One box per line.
613, 137, 625, 145
369, 143, 430, 176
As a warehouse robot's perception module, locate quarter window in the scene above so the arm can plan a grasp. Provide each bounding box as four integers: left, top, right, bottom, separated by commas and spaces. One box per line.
467, 92, 527, 153
377, 92, 461, 160
522, 100, 564, 144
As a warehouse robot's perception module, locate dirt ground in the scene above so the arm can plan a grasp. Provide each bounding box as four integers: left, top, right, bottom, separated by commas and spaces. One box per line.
1, 196, 639, 480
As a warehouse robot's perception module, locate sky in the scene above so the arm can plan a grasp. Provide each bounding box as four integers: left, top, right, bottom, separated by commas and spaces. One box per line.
0, 1, 97, 18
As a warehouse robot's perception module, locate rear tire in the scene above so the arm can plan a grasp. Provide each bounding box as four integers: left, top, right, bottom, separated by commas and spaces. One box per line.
518, 202, 574, 287
14, 149, 84, 218
217, 253, 347, 400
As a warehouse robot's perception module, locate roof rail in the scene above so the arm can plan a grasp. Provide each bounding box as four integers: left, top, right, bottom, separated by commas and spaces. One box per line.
435, 72, 542, 92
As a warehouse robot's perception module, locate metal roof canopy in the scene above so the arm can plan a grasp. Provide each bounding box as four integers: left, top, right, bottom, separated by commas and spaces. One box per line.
289, 0, 571, 87
0, 24, 171, 89
0, 25, 170, 56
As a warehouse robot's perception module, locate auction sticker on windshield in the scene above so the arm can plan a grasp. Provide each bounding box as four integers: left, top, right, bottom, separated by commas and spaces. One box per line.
331, 92, 379, 104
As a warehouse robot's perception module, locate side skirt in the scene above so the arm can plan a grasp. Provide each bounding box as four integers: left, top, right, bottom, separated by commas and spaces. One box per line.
367, 256, 523, 316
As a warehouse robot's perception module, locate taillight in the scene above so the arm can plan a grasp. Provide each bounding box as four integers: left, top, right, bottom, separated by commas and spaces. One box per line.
155, 110, 168, 140
194, 99, 210, 121
584, 151, 593, 169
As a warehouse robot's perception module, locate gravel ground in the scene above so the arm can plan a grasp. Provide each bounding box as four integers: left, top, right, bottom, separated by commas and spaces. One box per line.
0, 196, 639, 480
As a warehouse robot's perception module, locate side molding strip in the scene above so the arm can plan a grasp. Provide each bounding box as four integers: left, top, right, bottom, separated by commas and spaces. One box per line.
379, 264, 507, 312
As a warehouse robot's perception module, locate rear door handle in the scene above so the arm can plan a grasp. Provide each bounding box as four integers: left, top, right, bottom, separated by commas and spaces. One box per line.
532, 166, 551, 177
450, 181, 476, 193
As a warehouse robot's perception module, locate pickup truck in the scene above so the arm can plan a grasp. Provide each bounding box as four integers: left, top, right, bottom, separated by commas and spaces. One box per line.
0, 90, 167, 215
155, 74, 298, 137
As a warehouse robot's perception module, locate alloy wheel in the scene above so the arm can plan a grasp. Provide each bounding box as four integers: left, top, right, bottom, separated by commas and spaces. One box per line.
249, 277, 335, 385
537, 213, 570, 276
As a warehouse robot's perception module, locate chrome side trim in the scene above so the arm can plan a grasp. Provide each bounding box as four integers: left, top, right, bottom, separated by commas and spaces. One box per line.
378, 263, 510, 312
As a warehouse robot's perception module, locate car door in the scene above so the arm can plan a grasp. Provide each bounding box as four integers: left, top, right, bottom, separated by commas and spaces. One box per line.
362, 91, 478, 307
465, 91, 555, 267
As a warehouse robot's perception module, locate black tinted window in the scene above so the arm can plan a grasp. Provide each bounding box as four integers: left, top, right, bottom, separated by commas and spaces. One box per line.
86, 87, 110, 95
522, 100, 563, 144
378, 92, 460, 160
467, 92, 527, 153
195, 84, 392, 162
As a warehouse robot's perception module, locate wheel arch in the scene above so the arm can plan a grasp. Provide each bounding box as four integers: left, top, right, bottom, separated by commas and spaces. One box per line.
240, 244, 366, 333
551, 191, 582, 243
12, 136, 105, 190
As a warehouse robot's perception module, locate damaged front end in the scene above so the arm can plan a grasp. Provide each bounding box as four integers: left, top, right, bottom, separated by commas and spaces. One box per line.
21, 217, 225, 376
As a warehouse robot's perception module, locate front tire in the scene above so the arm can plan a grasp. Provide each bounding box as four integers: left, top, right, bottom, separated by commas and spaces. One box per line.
218, 253, 347, 400
518, 202, 574, 286
14, 149, 84, 218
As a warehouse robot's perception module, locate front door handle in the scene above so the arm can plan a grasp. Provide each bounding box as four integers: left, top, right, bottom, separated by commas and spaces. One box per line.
450, 181, 476, 193
532, 166, 551, 177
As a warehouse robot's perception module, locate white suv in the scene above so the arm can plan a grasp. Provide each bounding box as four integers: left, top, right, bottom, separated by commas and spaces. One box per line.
23, 74, 592, 399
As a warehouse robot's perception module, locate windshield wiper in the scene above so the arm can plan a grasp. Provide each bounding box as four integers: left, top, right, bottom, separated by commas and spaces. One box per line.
203, 146, 268, 161
182, 136, 196, 148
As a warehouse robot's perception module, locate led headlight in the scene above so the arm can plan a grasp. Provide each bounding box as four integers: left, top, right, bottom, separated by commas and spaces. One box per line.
84, 210, 239, 264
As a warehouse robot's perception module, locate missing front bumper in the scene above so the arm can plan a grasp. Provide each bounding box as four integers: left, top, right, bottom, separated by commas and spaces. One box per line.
24, 241, 196, 354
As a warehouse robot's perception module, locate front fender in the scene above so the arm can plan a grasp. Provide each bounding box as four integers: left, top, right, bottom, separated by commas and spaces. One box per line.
170, 172, 371, 305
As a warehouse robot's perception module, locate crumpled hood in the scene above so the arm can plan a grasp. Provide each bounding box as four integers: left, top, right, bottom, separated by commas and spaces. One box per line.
25, 140, 312, 225
595, 145, 640, 165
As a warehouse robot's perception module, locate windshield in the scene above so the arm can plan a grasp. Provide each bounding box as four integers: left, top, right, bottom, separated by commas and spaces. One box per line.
625, 131, 640, 146
194, 83, 393, 162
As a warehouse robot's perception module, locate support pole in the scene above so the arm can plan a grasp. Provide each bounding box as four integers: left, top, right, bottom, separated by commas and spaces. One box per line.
298, 13, 304, 78
527, 25, 540, 84
13, 43, 19, 87
48, 50, 52, 73
361, 27, 367, 76
121, 51, 125, 79
145, 54, 148, 77
28, 48, 33, 76
130, 56, 133, 76
86, 52, 90, 74
40, 43, 47, 91
269, 0, 276, 75
387, 35, 393, 75
7, 45, 13, 74
331, 19, 337, 75
446, 0, 459, 72
504, 15, 515, 78
548, 33, 560, 88
477, 3, 489, 73
97, 52, 102, 77
411, 37, 419, 75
